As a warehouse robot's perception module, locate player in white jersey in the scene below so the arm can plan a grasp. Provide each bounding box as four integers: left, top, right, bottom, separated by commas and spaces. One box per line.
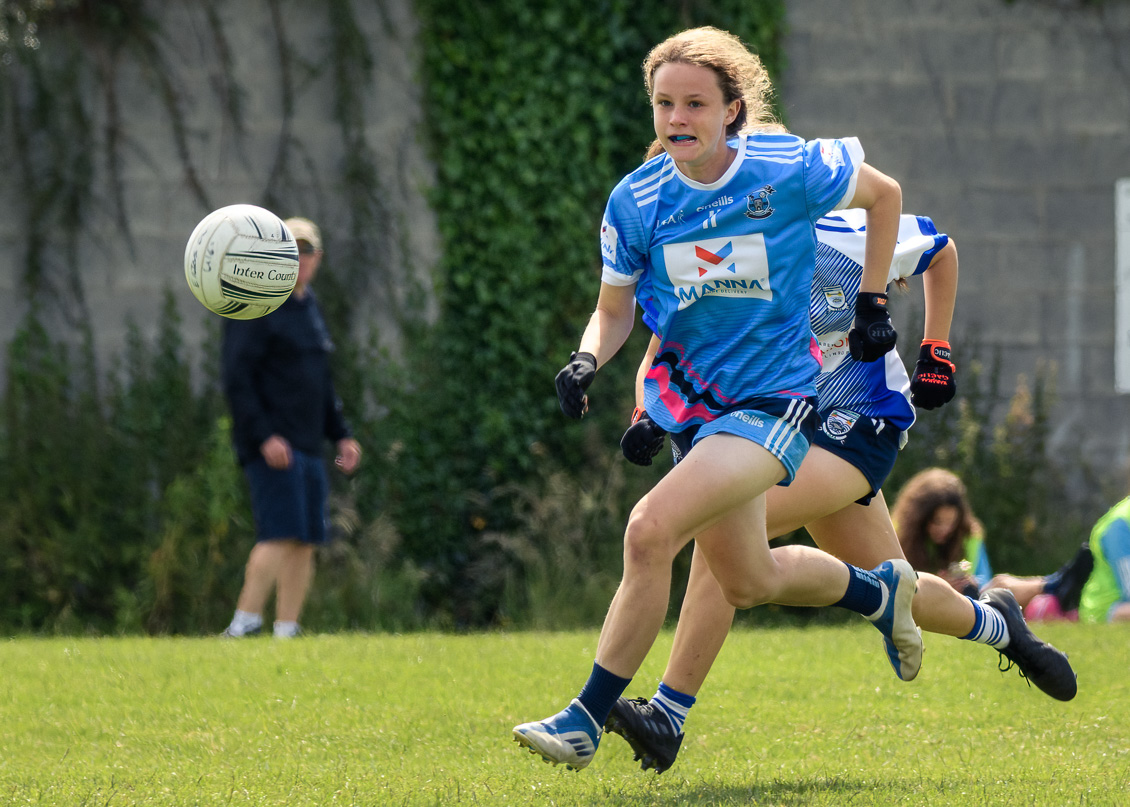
607, 213, 1078, 774
513, 26, 920, 772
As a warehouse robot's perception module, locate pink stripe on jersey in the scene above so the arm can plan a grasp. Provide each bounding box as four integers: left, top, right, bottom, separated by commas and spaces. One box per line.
656, 341, 737, 406
648, 363, 719, 425
809, 336, 823, 366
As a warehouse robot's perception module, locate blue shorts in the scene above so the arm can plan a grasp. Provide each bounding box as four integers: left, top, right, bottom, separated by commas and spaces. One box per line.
670, 396, 818, 486
244, 450, 330, 545
812, 408, 902, 505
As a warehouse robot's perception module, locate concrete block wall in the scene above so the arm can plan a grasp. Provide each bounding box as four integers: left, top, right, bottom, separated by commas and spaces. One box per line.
0, 0, 438, 381
780, 0, 1130, 476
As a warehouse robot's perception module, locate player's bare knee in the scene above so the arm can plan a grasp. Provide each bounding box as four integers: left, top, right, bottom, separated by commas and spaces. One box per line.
622, 509, 678, 567
718, 578, 773, 610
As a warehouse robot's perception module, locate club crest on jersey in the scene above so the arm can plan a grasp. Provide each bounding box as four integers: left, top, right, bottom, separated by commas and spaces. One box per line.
822, 408, 859, 442
822, 285, 847, 309
659, 210, 685, 228
745, 185, 775, 219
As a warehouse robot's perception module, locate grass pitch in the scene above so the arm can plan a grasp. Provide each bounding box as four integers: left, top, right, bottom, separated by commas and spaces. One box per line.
1, 622, 1125, 805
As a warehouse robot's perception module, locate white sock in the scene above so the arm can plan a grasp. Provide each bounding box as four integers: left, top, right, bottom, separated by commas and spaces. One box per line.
229, 610, 262, 635
964, 599, 1010, 649
652, 687, 693, 734
274, 620, 300, 638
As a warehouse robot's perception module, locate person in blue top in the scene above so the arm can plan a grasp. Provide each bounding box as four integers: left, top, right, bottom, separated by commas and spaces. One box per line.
604, 217, 1077, 774
513, 25, 920, 772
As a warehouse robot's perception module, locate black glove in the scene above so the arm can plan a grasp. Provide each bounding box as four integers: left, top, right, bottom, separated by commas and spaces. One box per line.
847, 292, 897, 362
554, 351, 597, 419
910, 340, 956, 410
620, 408, 667, 466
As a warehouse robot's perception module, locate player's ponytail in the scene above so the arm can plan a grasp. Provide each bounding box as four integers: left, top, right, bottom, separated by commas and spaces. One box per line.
643, 139, 665, 162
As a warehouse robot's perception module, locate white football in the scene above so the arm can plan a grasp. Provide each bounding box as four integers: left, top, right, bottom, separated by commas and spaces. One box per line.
184, 204, 299, 319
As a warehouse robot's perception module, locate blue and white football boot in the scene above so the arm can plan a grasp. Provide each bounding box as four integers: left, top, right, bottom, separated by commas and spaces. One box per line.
513, 698, 602, 771
867, 559, 924, 681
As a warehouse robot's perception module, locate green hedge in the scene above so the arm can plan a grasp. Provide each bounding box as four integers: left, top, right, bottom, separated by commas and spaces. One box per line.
367, 0, 789, 625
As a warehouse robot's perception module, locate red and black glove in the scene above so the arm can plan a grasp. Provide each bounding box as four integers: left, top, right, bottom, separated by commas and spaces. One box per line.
620, 407, 667, 466
848, 292, 897, 362
554, 351, 596, 419
910, 340, 956, 410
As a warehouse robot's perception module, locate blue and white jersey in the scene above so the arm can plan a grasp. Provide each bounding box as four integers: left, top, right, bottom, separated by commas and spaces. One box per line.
601, 132, 863, 434
811, 209, 948, 430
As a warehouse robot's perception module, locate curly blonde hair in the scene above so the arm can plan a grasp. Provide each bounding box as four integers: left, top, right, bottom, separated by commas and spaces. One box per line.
641, 26, 782, 161
891, 468, 983, 574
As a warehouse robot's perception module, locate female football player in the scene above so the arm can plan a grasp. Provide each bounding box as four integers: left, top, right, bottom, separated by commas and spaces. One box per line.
604, 215, 1077, 775
512, 26, 919, 772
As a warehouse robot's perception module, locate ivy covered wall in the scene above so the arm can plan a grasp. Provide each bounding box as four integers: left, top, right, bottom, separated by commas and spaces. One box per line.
0, 0, 441, 632
0, 0, 788, 632
0, 0, 437, 378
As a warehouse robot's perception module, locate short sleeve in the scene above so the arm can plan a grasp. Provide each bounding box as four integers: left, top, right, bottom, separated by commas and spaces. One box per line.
803, 137, 865, 222
599, 185, 647, 287
891, 215, 950, 282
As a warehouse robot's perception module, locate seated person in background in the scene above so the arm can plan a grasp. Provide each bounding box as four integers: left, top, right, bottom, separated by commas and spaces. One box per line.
892, 467, 991, 597
1078, 495, 1130, 623
892, 467, 1091, 614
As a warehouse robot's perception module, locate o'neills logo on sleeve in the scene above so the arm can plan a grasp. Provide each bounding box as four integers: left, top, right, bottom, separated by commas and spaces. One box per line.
662, 233, 772, 310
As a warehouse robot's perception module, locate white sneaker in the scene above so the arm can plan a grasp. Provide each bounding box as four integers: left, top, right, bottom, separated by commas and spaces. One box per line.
513, 698, 602, 771
273, 621, 303, 639
868, 559, 923, 681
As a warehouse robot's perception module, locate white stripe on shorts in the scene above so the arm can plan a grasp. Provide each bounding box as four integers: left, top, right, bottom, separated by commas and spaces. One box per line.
765, 398, 811, 459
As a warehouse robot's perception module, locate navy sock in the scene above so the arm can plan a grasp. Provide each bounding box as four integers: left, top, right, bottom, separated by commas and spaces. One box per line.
832, 562, 884, 616
1042, 569, 1062, 594
577, 662, 632, 727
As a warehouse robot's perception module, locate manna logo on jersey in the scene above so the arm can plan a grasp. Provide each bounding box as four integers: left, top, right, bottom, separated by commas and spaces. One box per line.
695, 242, 734, 277
745, 185, 775, 219
600, 218, 618, 264
662, 233, 772, 310
822, 408, 859, 442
